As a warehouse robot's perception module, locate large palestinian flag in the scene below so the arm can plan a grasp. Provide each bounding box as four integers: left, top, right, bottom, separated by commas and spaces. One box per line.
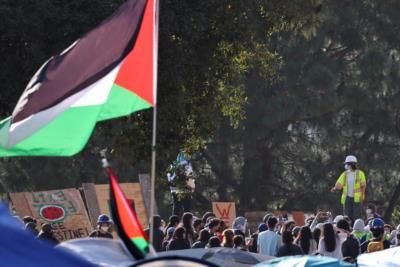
0, 0, 158, 157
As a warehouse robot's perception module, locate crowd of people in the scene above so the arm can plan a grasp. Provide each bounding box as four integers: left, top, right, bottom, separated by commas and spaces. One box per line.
141, 206, 400, 263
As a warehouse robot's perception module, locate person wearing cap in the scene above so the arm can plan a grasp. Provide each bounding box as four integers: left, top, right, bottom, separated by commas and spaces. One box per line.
89, 214, 113, 239
361, 218, 391, 253
331, 155, 367, 221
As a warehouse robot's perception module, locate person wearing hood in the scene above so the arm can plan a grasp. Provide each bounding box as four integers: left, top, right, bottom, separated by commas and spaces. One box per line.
352, 219, 367, 243
232, 216, 247, 238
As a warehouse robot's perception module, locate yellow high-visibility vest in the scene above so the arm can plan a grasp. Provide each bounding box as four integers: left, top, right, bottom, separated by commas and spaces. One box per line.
336, 170, 366, 205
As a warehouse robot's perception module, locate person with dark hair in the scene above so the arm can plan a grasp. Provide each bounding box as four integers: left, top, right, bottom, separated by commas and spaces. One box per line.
280, 221, 296, 236
166, 227, 190, 251
202, 212, 216, 227
295, 226, 317, 255
318, 223, 342, 259
144, 215, 165, 252
164, 215, 180, 236
331, 155, 367, 221
221, 229, 234, 248
361, 218, 391, 253
312, 227, 322, 248
365, 203, 382, 225
233, 235, 247, 251
162, 227, 175, 251
207, 218, 221, 236
179, 212, 195, 245
336, 219, 360, 263
192, 229, 211, 248
193, 218, 202, 240
258, 217, 282, 256
207, 236, 221, 248
37, 224, 59, 246
276, 231, 303, 257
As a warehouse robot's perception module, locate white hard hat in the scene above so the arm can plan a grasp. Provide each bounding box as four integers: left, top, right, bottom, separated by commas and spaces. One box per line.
344, 155, 357, 163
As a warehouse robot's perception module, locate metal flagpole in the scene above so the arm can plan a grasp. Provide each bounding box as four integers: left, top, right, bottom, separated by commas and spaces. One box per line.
149, 0, 159, 248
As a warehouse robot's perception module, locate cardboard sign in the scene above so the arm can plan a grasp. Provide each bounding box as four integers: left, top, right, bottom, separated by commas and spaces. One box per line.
212, 202, 236, 227
10, 189, 92, 242
95, 183, 148, 229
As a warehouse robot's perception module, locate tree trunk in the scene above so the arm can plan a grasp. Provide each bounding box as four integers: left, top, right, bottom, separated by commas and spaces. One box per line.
383, 178, 400, 223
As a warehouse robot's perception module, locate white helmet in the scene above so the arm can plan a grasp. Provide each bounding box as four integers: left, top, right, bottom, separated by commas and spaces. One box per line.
344, 155, 357, 163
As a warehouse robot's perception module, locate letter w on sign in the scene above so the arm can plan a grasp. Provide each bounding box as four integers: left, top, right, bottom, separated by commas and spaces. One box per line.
212, 202, 236, 227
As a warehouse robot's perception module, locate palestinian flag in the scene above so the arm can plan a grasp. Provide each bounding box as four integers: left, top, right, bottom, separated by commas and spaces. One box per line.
106, 165, 149, 259
0, 0, 158, 157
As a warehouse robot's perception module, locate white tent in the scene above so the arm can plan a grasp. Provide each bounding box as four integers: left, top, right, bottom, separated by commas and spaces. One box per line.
357, 246, 400, 267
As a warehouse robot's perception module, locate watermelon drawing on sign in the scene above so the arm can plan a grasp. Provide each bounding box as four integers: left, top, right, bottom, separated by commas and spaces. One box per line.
39, 205, 66, 222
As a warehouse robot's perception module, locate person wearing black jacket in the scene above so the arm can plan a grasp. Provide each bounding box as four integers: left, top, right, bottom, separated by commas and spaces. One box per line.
167, 227, 190, 251
276, 231, 303, 257
37, 224, 59, 246
144, 215, 165, 252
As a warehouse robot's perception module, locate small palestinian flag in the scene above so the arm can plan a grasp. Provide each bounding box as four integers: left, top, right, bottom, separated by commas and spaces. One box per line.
0, 0, 158, 157
106, 165, 149, 259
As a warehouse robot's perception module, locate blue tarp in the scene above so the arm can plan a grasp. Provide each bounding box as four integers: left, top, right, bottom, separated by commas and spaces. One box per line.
0, 203, 95, 267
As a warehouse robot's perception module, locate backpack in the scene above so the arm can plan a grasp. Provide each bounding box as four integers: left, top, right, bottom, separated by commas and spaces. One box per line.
367, 238, 385, 253
342, 234, 360, 259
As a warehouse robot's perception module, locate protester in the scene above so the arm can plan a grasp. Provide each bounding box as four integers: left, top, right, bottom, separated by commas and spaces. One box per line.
207, 236, 221, 248
89, 214, 113, 239
337, 219, 360, 263
180, 212, 195, 245
192, 229, 211, 249
37, 223, 59, 246
221, 229, 234, 248
193, 218, 202, 240
162, 227, 175, 251
232, 216, 247, 238
312, 227, 322, 248
207, 218, 221, 236
233, 235, 247, 251
164, 215, 180, 236
365, 203, 382, 225
202, 212, 216, 227
216, 220, 228, 242
361, 218, 391, 253
144, 215, 164, 252
331, 155, 366, 221
25, 221, 39, 236
166, 227, 190, 251
280, 220, 296, 236
352, 219, 367, 243
317, 223, 342, 259
276, 231, 303, 257
295, 226, 317, 255
258, 217, 281, 256
292, 226, 301, 240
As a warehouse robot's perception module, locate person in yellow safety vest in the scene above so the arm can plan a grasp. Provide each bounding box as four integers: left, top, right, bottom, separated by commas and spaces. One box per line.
331, 155, 367, 221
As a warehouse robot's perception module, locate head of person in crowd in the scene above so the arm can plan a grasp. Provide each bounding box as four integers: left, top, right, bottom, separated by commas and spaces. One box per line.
208, 218, 221, 234
166, 215, 180, 230
198, 228, 211, 243
181, 212, 194, 235
258, 223, 268, 233
218, 220, 228, 233
150, 215, 162, 229
208, 236, 221, 248
166, 227, 175, 241
267, 216, 278, 232
263, 213, 273, 224
298, 226, 313, 254
193, 218, 202, 233
160, 219, 166, 231
282, 230, 294, 245
222, 229, 234, 248
322, 223, 337, 252
366, 203, 378, 219
333, 215, 344, 225
336, 219, 350, 233
370, 218, 385, 240
24, 221, 38, 236
23, 216, 36, 225
353, 219, 365, 233
173, 226, 186, 240
292, 226, 301, 239
384, 224, 392, 236
202, 212, 216, 227
232, 216, 247, 236
280, 220, 296, 235
233, 235, 244, 249
97, 214, 112, 233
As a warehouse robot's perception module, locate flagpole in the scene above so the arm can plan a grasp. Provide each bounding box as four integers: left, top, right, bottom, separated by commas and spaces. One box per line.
149, 0, 159, 247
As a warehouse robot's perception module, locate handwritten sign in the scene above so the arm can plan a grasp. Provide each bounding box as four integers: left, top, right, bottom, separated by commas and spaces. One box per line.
10, 189, 92, 242
212, 202, 236, 227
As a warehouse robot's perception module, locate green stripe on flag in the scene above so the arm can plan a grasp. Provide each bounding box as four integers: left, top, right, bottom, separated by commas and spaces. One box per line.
97, 84, 152, 121
131, 237, 148, 252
